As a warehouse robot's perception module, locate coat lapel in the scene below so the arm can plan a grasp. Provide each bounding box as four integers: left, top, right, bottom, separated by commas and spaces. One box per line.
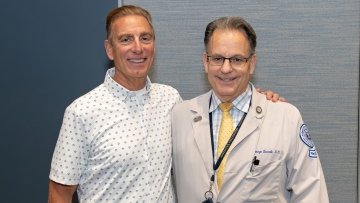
189, 91, 214, 176
229, 89, 267, 153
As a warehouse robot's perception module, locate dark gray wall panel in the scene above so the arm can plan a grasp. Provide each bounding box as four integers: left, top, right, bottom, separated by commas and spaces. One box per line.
0, 1, 116, 202
123, 1, 359, 202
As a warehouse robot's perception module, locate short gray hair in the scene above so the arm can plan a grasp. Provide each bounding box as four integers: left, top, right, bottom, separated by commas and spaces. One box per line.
204, 17, 257, 54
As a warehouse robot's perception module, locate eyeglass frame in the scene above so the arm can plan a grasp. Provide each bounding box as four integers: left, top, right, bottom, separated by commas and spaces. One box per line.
206, 53, 254, 67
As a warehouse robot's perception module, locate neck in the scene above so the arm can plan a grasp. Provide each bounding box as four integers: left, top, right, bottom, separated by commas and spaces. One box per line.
112, 74, 147, 91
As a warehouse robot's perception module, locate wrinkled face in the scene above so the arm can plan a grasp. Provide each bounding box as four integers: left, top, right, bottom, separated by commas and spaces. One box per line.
203, 29, 256, 102
105, 15, 155, 90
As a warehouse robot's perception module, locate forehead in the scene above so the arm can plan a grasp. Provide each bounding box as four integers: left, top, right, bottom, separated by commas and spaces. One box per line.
111, 14, 153, 35
209, 29, 250, 55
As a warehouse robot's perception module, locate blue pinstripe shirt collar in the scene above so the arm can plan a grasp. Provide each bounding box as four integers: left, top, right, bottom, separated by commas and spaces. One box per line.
209, 83, 252, 113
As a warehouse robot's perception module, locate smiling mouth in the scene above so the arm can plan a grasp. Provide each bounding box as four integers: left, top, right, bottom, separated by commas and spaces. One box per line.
217, 76, 236, 82
128, 58, 146, 63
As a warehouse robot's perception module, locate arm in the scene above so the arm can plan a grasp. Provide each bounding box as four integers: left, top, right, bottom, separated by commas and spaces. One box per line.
48, 180, 77, 203
286, 116, 329, 202
48, 104, 87, 203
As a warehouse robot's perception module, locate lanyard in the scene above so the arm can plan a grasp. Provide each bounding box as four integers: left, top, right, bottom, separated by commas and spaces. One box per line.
204, 96, 250, 201
209, 111, 247, 182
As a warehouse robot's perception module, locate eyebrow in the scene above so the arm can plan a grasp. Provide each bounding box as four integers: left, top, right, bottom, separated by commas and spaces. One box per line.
117, 32, 153, 38
210, 54, 249, 58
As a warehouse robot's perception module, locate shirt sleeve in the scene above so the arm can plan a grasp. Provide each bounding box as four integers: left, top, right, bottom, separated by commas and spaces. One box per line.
49, 103, 89, 185
286, 116, 329, 203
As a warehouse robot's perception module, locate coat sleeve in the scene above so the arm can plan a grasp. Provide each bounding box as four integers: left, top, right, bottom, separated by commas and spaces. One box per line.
286, 111, 329, 203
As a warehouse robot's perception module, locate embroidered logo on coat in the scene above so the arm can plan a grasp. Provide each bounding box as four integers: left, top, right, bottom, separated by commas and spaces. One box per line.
300, 124, 314, 148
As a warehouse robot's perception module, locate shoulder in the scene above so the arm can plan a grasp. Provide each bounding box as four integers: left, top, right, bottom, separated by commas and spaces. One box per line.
64, 84, 105, 116
152, 83, 179, 94
253, 90, 300, 115
252, 91, 302, 122
151, 83, 180, 95
268, 100, 301, 116
173, 91, 210, 113
151, 83, 182, 102
262, 99, 303, 127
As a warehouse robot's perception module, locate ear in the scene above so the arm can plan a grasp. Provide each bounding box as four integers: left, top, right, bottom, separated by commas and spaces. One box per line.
249, 54, 256, 74
153, 43, 156, 56
202, 52, 209, 73
104, 39, 114, 61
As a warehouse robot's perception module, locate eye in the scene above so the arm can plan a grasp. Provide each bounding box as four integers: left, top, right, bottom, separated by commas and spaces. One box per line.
231, 57, 245, 62
119, 35, 133, 44
140, 34, 153, 44
212, 56, 224, 62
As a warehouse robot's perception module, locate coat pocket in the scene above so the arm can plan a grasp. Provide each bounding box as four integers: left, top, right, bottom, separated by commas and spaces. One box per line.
243, 159, 282, 202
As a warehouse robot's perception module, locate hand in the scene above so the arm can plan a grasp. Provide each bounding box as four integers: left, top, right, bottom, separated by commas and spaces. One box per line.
256, 88, 286, 102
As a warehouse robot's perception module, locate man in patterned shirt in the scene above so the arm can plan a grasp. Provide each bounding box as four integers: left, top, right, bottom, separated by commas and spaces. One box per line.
48, 5, 181, 202
48, 5, 282, 203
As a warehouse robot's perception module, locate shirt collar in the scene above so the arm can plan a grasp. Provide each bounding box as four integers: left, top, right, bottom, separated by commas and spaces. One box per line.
103, 67, 151, 101
210, 83, 252, 113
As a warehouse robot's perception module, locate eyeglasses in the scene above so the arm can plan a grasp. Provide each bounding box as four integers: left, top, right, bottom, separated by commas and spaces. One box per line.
207, 53, 253, 67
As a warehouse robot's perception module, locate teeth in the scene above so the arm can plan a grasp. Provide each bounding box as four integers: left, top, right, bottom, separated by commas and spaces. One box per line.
129, 58, 145, 63
222, 78, 233, 81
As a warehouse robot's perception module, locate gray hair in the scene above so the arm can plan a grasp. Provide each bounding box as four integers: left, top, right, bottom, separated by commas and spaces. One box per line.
106, 5, 154, 39
204, 17, 257, 54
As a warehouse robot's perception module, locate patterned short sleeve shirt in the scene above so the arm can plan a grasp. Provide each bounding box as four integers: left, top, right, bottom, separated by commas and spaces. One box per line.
50, 68, 182, 202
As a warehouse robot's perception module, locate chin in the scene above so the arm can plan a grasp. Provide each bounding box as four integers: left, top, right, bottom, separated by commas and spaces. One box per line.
217, 88, 236, 95
131, 68, 150, 76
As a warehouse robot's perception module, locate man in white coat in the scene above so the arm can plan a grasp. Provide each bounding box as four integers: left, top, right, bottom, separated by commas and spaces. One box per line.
171, 16, 329, 203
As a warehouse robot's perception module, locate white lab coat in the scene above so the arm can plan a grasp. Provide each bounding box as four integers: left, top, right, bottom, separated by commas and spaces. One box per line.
171, 86, 329, 203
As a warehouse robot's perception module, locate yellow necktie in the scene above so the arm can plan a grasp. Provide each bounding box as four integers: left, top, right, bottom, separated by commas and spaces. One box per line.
217, 102, 234, 189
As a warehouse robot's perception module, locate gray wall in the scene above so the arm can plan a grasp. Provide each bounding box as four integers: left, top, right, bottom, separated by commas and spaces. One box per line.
0, 1, 116, 202
122, 1, 359, 202
1, 0, 357, 202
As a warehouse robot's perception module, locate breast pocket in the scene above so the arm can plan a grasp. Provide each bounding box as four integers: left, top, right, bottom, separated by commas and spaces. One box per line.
243, 159, 283, 202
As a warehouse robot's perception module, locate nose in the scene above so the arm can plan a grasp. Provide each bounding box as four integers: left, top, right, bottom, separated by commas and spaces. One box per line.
131, 39, 143, 54
220, 59, 232, 73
